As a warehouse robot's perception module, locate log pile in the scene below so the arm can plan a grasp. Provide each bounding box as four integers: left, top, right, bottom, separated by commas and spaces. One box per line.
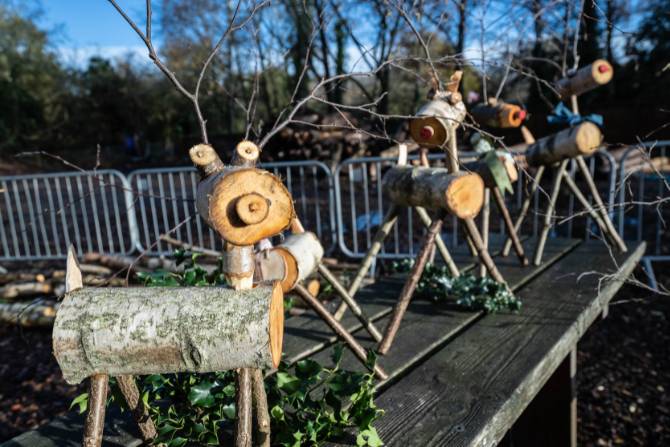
0, 252, 220, 328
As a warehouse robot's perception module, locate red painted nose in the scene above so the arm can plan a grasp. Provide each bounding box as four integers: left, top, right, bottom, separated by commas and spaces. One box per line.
420, 126, 435, 140
597, 64, 610, 73
515, 109, 527, 121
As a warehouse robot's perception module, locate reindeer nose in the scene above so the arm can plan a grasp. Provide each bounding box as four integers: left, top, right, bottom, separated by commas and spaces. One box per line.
597, 64, 610, 73
420, 126, 435, 140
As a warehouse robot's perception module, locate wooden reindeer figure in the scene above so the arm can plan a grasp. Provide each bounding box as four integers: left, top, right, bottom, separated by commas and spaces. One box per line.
53, 246, 284, 447
506, 60, 626, 265
189, 140, 293, 447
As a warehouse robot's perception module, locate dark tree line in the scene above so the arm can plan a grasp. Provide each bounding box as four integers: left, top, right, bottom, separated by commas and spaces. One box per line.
0, 0, 668, 167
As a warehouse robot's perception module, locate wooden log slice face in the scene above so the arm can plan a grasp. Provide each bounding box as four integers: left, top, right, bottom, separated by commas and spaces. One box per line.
446, 174, 485, 219
206, 168, 294, 245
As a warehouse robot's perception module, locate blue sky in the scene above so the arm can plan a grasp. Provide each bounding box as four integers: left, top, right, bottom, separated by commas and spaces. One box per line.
39, 0, 153, 64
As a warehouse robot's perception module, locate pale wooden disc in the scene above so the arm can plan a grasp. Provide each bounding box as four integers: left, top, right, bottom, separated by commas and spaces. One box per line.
235, 141, 260, 162
445, 173, 485, 219
235, 193, 269, 225
269, 280, 284, 368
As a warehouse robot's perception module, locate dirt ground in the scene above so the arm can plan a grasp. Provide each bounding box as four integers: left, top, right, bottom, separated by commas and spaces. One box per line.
0, 267, 668, 444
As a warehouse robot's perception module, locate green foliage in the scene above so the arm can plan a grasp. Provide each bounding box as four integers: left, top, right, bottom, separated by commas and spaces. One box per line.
391, 259, 521, 313
267, 346, 383, 447
72, 249, 384, 446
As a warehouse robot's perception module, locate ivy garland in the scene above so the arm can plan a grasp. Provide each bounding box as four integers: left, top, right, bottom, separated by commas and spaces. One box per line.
391, 259, 522, 313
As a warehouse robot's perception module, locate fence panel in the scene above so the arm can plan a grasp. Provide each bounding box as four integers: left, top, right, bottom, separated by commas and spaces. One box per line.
128, 161, 337, 255
0, 170, 137, 260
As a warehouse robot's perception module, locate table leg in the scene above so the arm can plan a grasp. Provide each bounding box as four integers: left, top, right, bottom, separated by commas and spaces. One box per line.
508, 349, 577, 447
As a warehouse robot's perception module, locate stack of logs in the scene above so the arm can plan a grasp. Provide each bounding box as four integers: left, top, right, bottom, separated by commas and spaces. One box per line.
0, 253, 216, 328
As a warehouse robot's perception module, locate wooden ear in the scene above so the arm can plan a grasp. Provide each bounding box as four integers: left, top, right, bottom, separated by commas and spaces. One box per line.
65, 245, 83, 293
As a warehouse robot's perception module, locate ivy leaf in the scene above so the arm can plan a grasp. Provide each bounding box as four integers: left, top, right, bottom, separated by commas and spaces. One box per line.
357, 427, 384, 446
188, 381, 216, 407
276, 372, 301, 394
222, 403, 236, 420
69, 392, 88, 414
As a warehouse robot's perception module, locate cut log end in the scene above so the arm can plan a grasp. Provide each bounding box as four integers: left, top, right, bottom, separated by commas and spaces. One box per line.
235, 141, 260, 163
189, 144, 224, 177
445, 173, 485, 219
206, 168, 294, 245
269, 281, 284, 368
591, 59, 614, 85
410, 116, 448, 147
575, 121, 603, 155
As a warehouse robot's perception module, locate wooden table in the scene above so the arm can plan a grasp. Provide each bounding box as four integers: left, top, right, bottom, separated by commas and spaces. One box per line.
1, 239, 645, 447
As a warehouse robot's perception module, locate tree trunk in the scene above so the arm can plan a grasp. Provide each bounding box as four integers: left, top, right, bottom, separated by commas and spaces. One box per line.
382, 166, 484, 219
53, 284, 284, 384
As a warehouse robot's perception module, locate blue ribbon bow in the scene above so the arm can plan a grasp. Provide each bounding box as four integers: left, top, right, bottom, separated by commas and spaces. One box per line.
547, 102, 603, 128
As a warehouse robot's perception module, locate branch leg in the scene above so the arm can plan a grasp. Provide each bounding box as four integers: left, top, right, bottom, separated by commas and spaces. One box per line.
463, 218, 507, 285
575, 156, 627, 252
251, 369, 270, 447
236, 368, 253, 447
492, 187, 528, 266
378, 219, 443, 355
502, 165, 545, 256
294, 284, 388, 380
479, 189, 491, 277
534, 160, 569, 266
562, 170, 615, 245
116, 375, 156, 442
318, 264, 383, 342
83, 374, 108, 447
415, 207, 459, 276
334, 205, 399, 320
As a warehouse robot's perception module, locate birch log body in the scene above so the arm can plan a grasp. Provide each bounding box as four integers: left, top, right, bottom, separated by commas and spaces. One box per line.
471, 103, 526, 128
410, 99, 467, 147
256, 232, 324, 292
555, 59, 613, 98
524, 122, 602, 167
53, 284, 284, 384
382, 166, 484, 219
196, 168, 294, 246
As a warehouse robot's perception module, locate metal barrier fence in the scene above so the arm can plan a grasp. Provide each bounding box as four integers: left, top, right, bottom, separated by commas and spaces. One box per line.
1, 146, 665, 270
0, 170, 137, 260
0, 161, 335, 261
334, 150, 617, 259
617, 141, 670, 290
127, 161, 337, 255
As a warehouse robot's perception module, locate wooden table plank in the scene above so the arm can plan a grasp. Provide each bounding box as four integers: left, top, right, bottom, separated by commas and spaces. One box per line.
309, 238, 580, 387
369, 241, 645, 447
281, 239, 504, 363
